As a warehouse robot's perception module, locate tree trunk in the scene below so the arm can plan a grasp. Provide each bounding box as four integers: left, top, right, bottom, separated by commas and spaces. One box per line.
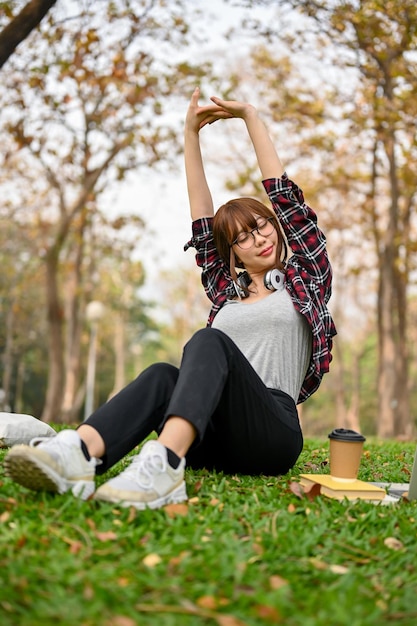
61, 216, 86, 424
14, 359, 26, 415
2, 302, 15, 409
377, 120, 411, 437
333, 336, 347, 429
346, 351, 361, 434
41, 252, 64, 423
107, 312, 125, 400
376, 248, 397, 438
394, 279, 411, 437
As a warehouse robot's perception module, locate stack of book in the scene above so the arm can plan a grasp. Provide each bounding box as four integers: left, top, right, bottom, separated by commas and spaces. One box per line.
299, 474, 386, 501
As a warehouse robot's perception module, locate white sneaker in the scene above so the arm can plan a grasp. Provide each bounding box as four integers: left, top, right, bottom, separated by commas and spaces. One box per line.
4, 429, 100, 500
94, 440, 187, 509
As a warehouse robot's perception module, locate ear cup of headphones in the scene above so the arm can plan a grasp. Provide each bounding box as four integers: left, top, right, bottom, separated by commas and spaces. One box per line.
264, 269, 284, 291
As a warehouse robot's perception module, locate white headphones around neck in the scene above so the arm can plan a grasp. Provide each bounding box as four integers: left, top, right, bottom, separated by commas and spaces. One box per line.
234, 269, 285, 299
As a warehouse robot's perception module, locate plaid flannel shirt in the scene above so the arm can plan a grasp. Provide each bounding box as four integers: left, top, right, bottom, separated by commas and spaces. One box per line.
184, 174, 337, 403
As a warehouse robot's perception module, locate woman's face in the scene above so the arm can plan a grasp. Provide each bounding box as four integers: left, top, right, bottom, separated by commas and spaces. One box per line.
231, 215, 278, 274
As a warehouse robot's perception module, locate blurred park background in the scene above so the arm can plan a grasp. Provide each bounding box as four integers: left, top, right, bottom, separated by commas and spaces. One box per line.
0, 0, 415, 439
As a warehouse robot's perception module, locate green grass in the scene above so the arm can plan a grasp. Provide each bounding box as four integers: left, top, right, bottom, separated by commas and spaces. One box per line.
1, 437, 417, 626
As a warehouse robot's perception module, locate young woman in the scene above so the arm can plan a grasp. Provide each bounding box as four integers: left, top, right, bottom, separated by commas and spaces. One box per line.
4, 89, 336, 509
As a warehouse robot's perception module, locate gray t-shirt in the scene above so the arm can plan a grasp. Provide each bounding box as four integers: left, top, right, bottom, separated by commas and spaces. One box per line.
212, 287, 312, 402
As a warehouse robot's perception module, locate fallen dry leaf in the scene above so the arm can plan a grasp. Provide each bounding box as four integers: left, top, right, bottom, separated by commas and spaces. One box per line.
289, 480, 322, 501
289, 481, 305, 499
193, 479, 204, 493
304, 483, 322, 501
127, 506, 136, 523
16, 535, 27, 549
384, 537, 404, 551
85, 518, 96, 531
142, 553, 162, 567
164, 503, 189, 518
329, 564, 349, 575
269, 574, 289, 590
255, 604, 282, 623
168, 550, 190, 567
107, 617, 136, 626
197, 595, 218, 610
83, 584, 94, 600
309, 557, 328, 571
68, 540, 83, 555
95, 530, 118, 542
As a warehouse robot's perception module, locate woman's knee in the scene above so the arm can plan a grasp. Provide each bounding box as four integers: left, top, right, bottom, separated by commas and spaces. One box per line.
185, 327, 229, 350
140, 362, 179, 385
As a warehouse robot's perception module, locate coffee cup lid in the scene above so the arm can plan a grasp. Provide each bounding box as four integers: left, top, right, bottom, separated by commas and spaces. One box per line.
328, 428, 366, 442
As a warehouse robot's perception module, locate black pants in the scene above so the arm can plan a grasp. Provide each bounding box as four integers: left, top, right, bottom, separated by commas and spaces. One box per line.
85, 328, 303, 476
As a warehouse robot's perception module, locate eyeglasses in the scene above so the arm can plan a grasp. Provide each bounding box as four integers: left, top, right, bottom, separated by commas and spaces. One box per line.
231, 217, 275, 250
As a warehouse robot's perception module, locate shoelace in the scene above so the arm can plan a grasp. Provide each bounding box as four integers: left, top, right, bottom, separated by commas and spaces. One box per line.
120, 450, 167, 490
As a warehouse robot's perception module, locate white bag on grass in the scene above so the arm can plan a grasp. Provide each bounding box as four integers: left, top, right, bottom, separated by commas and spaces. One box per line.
0, 412, 56, 447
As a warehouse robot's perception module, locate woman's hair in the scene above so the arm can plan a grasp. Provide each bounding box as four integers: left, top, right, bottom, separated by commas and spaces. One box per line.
212, 197, 288, 286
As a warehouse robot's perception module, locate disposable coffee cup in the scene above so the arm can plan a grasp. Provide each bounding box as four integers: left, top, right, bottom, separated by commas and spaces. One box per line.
328, 428, 366, 482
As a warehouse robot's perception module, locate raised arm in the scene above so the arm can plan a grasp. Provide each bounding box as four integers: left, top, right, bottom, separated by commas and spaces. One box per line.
184, 91, 284, 218
184, 88, 231, 220
210, 97, 285, 180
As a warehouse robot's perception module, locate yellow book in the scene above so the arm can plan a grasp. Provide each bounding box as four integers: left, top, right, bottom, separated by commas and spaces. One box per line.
299, 474, 386, 501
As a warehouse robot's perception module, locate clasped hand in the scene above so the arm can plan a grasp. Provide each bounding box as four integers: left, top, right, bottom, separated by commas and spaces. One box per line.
185, 87, 256, 132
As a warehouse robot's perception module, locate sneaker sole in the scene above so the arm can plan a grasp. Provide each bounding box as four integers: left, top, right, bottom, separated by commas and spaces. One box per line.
94, 480, 187, 510
4, 450, 95, 501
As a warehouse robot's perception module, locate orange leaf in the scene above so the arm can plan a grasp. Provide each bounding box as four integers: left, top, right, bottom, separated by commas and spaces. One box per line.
95, 530, 118, 542
269, 574, 289, 590
309, 557, 328, 570
304, 482, 322, 501
108, 617, 136, 626
255, 604, 282, 623
216, 615, 248, 626
86, 518, 96, 530
69, 540, 83, 555
197, 595, 218, 609
169, 550, 190, 567
289, 481, 305, 498
164, 503, 189, 518
193, 479, 203, 493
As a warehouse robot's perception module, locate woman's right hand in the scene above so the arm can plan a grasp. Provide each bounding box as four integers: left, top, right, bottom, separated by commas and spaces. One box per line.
185, 87, 233, 133
209, 97, 257, 121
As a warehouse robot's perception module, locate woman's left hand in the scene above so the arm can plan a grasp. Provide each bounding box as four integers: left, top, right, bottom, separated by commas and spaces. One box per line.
209, 97, 257, 122
185, 87, 233, 132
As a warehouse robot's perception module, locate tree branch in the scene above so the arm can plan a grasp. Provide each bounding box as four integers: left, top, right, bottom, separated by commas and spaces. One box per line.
0, 0, 58, 69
